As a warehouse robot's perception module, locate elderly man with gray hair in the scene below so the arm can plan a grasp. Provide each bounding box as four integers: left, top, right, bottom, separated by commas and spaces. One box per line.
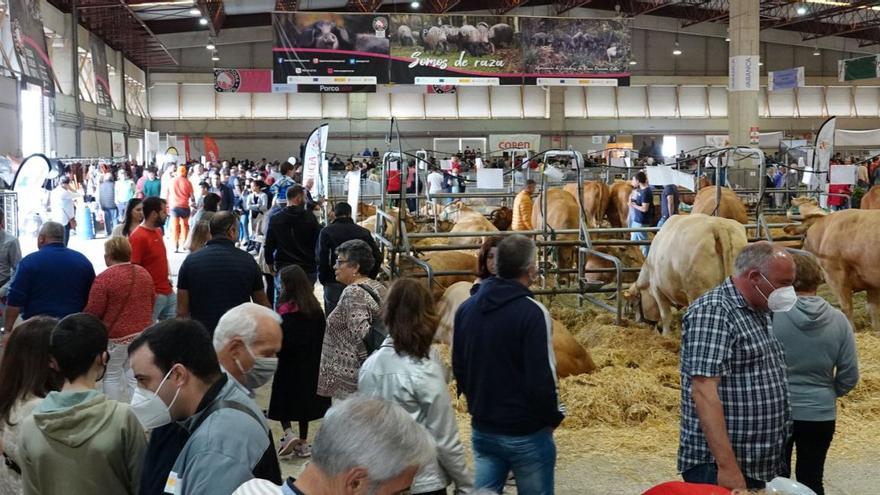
679, 241, 796, 490
232, 395, 436, 495
4, 221, 95, 332
214, 302, 283, 394
452, 234, 563, 494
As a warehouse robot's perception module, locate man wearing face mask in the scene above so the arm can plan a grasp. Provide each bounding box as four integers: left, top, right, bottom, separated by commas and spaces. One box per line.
129, 318, 282, 495
679, 242, 796, 491
19, 313, 147, 494
452, 234, 563, 494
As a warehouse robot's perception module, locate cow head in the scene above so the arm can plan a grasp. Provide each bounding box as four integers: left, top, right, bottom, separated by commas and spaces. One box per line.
440, 201, 472, 223
785, 196, 827, 235
623, 287, 660, 325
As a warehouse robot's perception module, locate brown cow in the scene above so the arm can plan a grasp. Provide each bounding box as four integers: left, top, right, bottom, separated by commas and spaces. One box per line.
624, 214, 748, 335
785, 197, 880, 330
583, 244, 644, 285
489, 206, 513, 231
399, 250, 477, 301
606, 180, 633, 228
563, 181, 610, 228
358, 207, 416, 240
861, 185, 880, 210
691, 186, 749, 224
532, 188, 579, 283
435, 281, 596, 377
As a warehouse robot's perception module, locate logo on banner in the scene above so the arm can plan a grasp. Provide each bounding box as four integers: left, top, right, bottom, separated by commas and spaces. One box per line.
749, 126, 760, 146
214, 69, 241, 92
429, 84, 456, 94
372, 17, 388, 37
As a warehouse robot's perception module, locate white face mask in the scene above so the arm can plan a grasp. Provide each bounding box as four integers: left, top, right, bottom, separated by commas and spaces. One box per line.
756, 273, 798, 313
130, 367, 181, 430
235, 345, 278, 390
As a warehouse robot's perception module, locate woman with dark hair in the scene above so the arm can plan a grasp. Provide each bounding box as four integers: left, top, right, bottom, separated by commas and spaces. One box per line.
359, 278, 472, 495
472, 235, 502, 295
269, 265, 330, 459
0, 317, 61, 494
185, 192, 221, 253
111, 198, 143, 238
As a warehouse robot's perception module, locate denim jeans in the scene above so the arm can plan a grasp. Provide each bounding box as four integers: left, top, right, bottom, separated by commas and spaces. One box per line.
102, 342, 137, 403
682, 463, 766, 490
630, 221, 649, 258
472, 427, 556, 495
103, 208, 116, 236
152, 292, 177, 321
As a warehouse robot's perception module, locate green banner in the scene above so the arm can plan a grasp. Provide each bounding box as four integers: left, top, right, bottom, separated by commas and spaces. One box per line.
838, 55, 880, 82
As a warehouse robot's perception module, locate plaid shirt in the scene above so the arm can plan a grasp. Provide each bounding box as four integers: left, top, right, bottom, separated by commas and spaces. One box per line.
678, 278, 791, 482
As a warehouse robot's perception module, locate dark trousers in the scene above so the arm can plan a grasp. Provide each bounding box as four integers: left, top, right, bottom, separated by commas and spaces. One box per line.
323, 282, 345, 316
63, 223, 71, 246
682, 463, 765, 490
783, 420, 836, 495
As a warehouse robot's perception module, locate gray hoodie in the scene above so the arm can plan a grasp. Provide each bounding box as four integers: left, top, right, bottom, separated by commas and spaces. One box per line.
772, 296, 860, 421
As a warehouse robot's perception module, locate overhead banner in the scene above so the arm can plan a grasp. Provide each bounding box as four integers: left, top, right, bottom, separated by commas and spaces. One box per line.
8, 0, 55, 96
838, 54, 880, 82
111, 132, 125, 157
214, 68, 272, 93
489, 134, 541, 154
835, 128, 880, 147
272, 13, 632, 89
813, 117, 836, 206
729, 55, 759, 91
145, 131, 160, 154
768, 66, 804, 91
303, 124, 329, 197
90, 35, 113, 117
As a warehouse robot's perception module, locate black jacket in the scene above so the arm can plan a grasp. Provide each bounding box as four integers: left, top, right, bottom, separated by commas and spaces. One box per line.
452, 277, 564, 436
265, 204, 322, 273
211, 183, 235, 211
315, 217, 381, 284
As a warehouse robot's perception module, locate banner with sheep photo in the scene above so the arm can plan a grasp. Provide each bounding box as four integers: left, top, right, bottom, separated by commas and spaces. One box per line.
271, 12, 390, 93
388, 14, 522, 85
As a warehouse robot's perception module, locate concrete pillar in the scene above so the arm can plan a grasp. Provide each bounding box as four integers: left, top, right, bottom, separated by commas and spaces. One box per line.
727, 0, 760, 147
548, 87, 566, 149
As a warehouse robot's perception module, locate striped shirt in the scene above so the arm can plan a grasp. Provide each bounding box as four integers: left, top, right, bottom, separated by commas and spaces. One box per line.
678, 278, 791, 482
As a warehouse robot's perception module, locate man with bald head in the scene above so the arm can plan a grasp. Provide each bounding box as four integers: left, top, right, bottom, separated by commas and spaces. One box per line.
679, 242, 796, 490
4, 221, 95, 331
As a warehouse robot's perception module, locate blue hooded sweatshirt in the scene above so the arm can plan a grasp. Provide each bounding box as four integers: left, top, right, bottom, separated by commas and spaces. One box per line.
452, 276, 564, 436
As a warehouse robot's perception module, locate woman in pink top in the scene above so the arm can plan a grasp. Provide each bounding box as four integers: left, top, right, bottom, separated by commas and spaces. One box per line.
84, 236, 155, 402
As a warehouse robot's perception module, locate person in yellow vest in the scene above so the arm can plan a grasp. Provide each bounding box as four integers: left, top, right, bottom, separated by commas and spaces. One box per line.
512, 180, 536, 231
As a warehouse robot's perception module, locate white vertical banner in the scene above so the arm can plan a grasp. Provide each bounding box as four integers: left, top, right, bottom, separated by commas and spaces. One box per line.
729, 55, 760, 91
111, 132, 125, 157
303, 124, 329, 197
166, 134, 178, 150
347, 171, 361, 222
145, 131, 160, 154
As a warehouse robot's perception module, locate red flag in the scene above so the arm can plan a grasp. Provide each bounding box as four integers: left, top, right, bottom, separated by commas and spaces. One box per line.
204, 136, 220, 162
183, 135, 192, 162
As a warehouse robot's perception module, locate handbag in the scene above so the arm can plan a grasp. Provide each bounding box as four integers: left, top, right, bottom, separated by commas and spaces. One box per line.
357, 283, 388, 355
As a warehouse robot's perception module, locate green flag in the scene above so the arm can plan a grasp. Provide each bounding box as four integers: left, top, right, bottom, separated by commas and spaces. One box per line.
838, 55, 880, 82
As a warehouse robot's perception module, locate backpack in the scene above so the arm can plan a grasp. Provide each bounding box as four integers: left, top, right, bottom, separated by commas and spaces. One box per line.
358, 283, 389, 354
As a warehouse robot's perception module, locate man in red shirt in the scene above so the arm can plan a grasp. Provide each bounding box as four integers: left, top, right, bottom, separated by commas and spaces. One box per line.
130, 196, 175, 321
169, 165, 195, 253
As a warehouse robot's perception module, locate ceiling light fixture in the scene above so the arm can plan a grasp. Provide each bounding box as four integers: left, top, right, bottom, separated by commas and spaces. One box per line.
796, 6, 807, 14
813, 49, 821, 56
206, 42, 215, 50
189, 7, 200, 15
629, 60, 638, 65
672, 41, 682, 56
725, 37, 730, 42
212, 54, 219, 61
199, 17, 208, 25
410, 0, 420, 7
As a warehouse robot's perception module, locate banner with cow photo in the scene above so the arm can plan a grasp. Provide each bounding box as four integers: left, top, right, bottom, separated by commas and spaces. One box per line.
90, 34, 113, 118
272, 12, 390, 93
8, 0, 55, 96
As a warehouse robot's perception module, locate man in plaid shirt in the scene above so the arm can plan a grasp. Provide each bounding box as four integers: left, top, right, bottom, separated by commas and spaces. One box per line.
679, 242, 796, 490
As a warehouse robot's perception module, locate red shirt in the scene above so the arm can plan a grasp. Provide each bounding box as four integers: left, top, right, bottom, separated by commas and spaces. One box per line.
84, 263, 156, 341
130, 225, 172, 295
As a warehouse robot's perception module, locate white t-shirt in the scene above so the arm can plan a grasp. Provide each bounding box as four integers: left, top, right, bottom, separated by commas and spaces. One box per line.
427, 171, 445, 195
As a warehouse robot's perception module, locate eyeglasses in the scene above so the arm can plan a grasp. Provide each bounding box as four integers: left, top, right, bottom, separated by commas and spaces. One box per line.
334, 258, 351, 267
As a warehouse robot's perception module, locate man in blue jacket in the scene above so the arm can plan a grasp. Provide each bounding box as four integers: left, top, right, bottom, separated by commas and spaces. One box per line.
452, 234, 563, 494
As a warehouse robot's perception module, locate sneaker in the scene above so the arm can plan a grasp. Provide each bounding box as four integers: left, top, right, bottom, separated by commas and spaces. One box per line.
277, 432, 297, 457
293, 441, 312, 458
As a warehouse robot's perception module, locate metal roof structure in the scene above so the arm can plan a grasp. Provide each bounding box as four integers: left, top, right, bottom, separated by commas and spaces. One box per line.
46, 0, 880, 68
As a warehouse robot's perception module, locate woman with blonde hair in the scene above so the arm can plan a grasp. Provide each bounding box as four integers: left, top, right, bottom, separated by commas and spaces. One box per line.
84, 236, 155, 402
359, 278, 472, 495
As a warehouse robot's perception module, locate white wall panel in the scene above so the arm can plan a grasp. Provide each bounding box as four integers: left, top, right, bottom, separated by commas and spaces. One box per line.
853, 86, 880, 117
367, 93, 391, 119
457, 87, 490, 118
617, 86, 647, 118
253, 92, 287, 118
288, 93, 322, 118
679, 86, 708, 117
322, 94, 349, 119
564, 87, 585, 118
149, 84, 179, 119
758, 88, 769, 117
767, 88, 795, 118
647, 86, 677, 117
424, 94, 458, 118
796, 87, 824, 117
490, 86, 522, 118
708, 86, 727, 117
585, 86, 615, 117
523, 86, 548, 118
0, 77, 19, 156
179, 84, 215, 119
216, 92, 252, 119
825, 87, 852, 117
390, 93, 424, 119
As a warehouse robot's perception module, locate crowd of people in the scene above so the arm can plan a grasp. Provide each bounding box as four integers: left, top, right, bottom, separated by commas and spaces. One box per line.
0, 150, 865, 495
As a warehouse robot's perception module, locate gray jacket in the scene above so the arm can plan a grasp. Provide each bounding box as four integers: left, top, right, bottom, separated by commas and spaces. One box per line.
170, 377, 270, 494
358, 338, 473, 494
772, 296, 860, 421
